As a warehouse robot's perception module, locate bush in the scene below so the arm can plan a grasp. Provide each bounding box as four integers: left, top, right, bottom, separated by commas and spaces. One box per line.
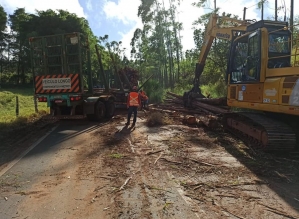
200, 80, 227, 98
146, 112, 165, 127
142, 79, 164, 104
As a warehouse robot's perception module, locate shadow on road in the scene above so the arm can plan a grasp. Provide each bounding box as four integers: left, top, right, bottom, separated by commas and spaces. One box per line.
0, 117, 115, 175
205, 129, 299, 215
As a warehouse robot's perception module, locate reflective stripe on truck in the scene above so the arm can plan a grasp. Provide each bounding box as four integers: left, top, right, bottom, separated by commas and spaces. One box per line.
34, 74, 81, 94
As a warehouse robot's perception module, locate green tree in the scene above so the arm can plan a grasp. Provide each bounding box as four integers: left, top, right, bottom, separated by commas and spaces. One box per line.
133, 0, 183, 90
0, 5, 7, 84
9, 8, 32, 84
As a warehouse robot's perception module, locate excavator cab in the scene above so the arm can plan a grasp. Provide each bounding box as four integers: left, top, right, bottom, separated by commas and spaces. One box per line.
227, 20, 292, 106
227, 20, 291, 86
228, 30, 261, 83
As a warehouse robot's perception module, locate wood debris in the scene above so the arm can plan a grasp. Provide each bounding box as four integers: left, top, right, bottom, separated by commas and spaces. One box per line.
154, 152, 163, 164
146, 149, 164, 155
119, 177, 132, 190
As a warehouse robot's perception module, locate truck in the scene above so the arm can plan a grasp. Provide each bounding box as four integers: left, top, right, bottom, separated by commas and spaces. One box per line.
29, 32, 116, 121
186, 13, 299, 150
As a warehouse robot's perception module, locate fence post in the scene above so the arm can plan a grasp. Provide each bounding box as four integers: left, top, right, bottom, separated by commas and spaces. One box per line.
16, 96, 19, 117
34, 95, 38, 113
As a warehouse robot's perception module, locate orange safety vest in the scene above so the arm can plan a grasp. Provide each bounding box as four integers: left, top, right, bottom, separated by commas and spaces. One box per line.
128, 92, 140, 106
140, 91, 148, 100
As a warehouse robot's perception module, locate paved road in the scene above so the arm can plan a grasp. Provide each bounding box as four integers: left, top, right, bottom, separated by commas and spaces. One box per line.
0, 121, 106, 219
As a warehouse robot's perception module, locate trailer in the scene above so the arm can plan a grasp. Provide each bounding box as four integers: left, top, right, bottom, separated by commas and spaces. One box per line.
29, 32, 115, 121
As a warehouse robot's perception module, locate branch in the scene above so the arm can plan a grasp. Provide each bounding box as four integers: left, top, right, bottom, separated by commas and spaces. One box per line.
119, 177, 132, 190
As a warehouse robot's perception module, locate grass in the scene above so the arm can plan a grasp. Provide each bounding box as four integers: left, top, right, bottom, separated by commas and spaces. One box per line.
109, 153, 123, 159
0, 87, 49, 128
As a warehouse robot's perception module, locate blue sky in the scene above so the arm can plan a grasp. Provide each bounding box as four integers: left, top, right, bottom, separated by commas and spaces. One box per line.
78, 0, 137, 41
0, 0, 298, 56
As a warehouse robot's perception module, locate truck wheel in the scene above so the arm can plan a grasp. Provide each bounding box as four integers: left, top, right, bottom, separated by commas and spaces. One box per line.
94, 101, 106, 121
105, 99, 115, 118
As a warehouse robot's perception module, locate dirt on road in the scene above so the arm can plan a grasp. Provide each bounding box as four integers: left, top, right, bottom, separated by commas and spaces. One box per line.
1, 110, 299, 219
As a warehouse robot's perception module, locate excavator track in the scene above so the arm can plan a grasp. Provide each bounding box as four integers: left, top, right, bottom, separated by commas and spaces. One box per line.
223, 112, 296, 151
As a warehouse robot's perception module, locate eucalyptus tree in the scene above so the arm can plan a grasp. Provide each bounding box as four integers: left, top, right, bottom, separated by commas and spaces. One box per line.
0, 5, 6, 35
135, 0, 168, 86
0, 5, 7, 83
168, 0, 183, 81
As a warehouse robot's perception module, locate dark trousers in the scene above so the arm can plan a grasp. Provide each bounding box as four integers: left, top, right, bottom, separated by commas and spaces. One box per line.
127, 106, 138, 124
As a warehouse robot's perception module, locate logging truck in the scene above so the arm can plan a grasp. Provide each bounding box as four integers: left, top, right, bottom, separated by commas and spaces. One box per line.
30, 32, 116, 121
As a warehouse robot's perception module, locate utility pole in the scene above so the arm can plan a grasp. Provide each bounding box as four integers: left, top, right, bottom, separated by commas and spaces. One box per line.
261, 1, 264, 20
243, 7, 247, 20
214, 0, 216, 11
290, 0, 294, 33
275, 0, 277, 21
283, 0, 286, 21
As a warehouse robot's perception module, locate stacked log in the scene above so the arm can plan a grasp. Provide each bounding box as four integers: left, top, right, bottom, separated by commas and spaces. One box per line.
166, 92, 228, 115
150, 91, 229, 128
118, 67, 139, 88
195, 97, 227, 106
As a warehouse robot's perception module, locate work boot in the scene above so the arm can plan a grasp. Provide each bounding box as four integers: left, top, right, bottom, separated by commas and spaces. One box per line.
132, 122, 136, 127
125, 122, 130, 126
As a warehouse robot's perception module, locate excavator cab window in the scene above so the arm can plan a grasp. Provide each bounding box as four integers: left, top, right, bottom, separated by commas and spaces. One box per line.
230, 30, 261, 83
246, 32, 260, 81
267, 31, 291, 68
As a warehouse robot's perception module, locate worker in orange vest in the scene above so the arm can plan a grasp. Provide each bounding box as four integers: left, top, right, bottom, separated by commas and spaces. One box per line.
126, 86, 141, 126
139, 89, 148, 109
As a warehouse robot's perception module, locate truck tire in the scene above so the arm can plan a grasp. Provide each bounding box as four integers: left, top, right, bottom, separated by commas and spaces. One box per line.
105, 99, 115, 118
94, 101, 106, 121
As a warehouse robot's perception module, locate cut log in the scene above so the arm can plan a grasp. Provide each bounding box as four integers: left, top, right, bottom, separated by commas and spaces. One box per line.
195, 114, 220, 128
183, 116, 197, 125
195, 97, 227, 106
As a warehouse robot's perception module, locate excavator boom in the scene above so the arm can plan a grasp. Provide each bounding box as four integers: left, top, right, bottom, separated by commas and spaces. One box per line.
184, 14, 252, 107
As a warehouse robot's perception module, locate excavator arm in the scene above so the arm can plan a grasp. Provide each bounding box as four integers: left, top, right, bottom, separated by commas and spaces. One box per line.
184, 13, 252, 107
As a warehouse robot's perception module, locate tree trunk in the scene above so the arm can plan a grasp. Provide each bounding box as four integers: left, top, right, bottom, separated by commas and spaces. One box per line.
168, 0, 181, 82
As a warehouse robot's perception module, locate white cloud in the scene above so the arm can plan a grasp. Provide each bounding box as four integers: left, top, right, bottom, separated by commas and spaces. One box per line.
177, 1, 205, 52
1, 0, 86, 18
103, 0, 299, 57
86, 0, 93, 12
103, 0, 140, 25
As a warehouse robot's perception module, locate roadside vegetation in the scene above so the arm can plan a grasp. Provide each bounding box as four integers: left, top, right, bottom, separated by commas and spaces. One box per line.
0, 87, 48, 130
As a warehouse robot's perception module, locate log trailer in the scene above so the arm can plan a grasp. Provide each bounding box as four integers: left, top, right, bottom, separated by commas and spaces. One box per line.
186, 13, 299, 150
30, 33, 116, 121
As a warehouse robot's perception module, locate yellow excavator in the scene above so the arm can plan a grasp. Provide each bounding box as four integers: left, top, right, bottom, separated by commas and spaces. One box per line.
185, 13, 299, 150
